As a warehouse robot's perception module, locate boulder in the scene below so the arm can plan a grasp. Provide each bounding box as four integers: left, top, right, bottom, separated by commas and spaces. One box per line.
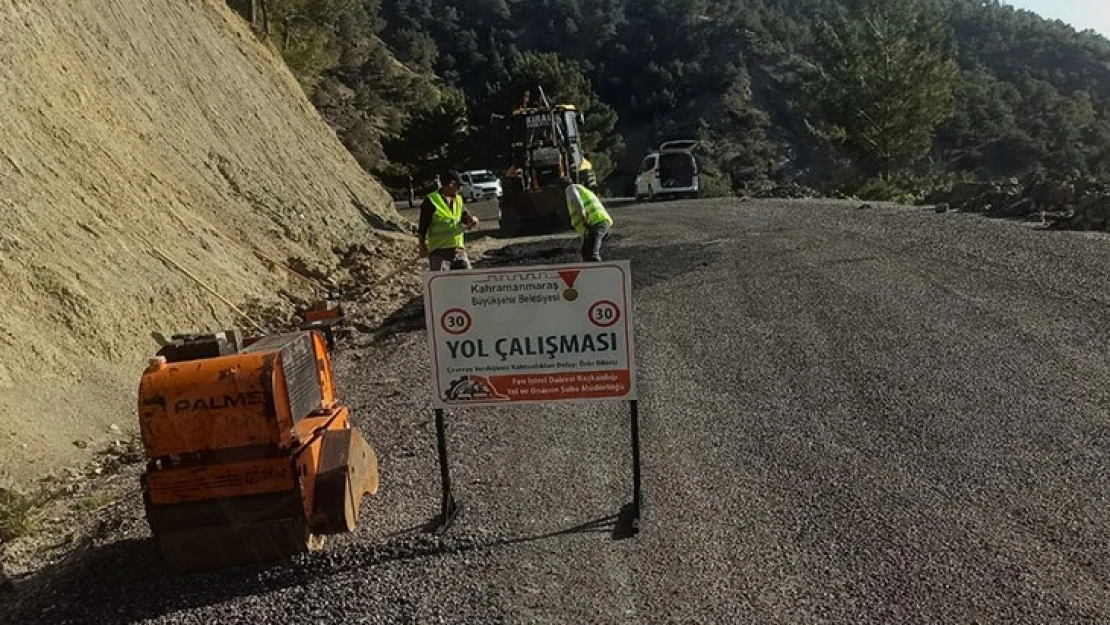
1029, 179, 1076, 208
945, 181, 994, 210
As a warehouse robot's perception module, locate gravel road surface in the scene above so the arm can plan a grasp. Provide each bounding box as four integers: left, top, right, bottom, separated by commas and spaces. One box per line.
3, 198, 1108, 624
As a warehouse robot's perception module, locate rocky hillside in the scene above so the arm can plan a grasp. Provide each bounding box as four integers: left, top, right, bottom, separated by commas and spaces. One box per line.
0, 0, 406, 482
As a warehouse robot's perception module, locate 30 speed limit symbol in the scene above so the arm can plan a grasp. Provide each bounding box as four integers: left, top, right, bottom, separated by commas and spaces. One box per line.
440, 308, 472, 335
588, 300, 621, 328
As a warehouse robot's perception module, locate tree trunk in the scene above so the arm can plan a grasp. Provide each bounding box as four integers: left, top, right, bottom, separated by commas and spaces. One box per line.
260, 0, 270, 35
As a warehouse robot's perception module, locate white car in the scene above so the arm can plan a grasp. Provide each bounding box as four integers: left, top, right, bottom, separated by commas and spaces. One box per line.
460, 170, 503, 201
634, 140, 700, 201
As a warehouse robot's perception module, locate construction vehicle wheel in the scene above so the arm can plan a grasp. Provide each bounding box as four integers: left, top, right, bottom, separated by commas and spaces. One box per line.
311, 428, 379, 535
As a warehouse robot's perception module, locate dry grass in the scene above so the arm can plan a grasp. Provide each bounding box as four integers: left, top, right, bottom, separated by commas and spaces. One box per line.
0, 488, 43, 543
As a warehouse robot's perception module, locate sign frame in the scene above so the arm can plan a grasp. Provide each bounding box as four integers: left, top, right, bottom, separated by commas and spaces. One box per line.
420, 260, 644, 537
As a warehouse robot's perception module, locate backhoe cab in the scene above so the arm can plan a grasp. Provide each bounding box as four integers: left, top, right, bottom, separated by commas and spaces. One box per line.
492, 89, 598, 236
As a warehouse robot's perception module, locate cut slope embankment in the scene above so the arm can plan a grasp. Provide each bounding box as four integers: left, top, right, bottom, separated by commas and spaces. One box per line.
0, 0, 408, 481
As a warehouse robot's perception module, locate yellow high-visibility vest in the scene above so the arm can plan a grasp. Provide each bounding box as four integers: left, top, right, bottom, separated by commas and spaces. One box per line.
567, 185, 612, 234
426, 191, 465, 251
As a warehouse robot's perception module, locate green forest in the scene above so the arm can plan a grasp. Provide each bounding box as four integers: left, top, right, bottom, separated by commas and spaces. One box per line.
227, 0, 1110, 200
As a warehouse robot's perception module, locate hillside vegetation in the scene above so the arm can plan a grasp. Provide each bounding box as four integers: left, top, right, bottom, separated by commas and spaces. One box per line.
248, 0, 1110, 197
0, 0, 403, 481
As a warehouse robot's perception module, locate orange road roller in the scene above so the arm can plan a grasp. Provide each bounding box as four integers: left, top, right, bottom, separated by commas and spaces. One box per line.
137, 330, 379, 570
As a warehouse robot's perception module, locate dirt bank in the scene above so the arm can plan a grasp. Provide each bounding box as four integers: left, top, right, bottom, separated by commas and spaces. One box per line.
0, 0, 409, 482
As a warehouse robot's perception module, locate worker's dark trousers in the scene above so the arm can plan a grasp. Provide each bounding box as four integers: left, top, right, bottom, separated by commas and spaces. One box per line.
429, 247, 471, 271
581, 222, 611, 262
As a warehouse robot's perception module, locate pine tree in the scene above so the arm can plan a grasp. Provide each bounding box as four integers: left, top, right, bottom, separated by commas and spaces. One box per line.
805, 0, 958, 177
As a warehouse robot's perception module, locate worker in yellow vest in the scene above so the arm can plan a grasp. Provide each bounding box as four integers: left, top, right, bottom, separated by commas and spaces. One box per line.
418, 170, 479, 271
563, 178, 613, 262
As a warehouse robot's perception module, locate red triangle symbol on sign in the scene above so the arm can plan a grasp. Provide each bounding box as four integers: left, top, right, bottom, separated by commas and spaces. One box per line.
557, 270, 580, 288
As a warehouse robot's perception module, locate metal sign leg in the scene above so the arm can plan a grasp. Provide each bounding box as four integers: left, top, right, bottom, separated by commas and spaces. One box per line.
630, 400, 643, 534
433, 408, 460, 534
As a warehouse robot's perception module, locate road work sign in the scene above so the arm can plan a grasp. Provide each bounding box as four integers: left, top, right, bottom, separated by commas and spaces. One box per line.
423, 261, 637, 407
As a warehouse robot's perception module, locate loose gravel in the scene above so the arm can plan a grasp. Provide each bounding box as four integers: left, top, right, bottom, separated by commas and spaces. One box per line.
2, 199, 1108, 624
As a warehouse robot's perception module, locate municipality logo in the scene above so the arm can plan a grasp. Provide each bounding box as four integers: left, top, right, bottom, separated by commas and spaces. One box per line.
559, 270, 580, 301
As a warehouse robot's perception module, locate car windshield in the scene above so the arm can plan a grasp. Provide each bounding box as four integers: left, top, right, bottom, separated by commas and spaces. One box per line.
470, 173, 496, 183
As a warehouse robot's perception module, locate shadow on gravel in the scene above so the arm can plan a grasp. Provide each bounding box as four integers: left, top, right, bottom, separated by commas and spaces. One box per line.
410, 507, 636, 546
373, 294, 426, 339
1, 534, 479, 623
463, 236, 720, 290
478, 199, 638, 242
491, 503, 640, 543
367, 236, 718, 343
497, 511, 632, 545
478, 238, 583, 266
1, 510, 639, 623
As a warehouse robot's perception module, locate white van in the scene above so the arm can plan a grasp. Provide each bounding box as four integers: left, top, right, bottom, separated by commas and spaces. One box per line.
459, 170, 503, 201
634, 140, 699, 201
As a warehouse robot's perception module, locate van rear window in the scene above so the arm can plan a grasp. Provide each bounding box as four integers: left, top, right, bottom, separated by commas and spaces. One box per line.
658, 153, 696, 187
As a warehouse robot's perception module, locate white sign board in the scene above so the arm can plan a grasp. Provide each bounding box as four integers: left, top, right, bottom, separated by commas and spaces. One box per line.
423, 261, 636, 407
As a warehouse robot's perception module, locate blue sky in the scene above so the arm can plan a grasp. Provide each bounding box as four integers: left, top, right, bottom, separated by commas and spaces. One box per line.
1006, 1, 1110, 37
